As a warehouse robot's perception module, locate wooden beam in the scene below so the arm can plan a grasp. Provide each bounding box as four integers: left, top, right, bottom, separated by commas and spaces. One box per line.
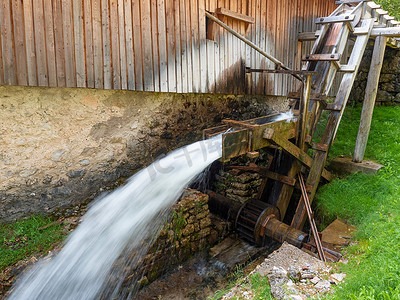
335, 0, 368, 4
315, 15, 355, 25
297, 32, 318, 41
302, 54, 341, 61
205, 11, 302, 81
215, 7, 254, 24
371, 27, 400, 37
353, 36, 387, 163
263, 129, 333, 182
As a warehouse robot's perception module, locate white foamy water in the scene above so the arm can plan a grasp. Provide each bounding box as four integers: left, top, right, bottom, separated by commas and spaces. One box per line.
9, 136, 222, 300
274, 110, 296, 122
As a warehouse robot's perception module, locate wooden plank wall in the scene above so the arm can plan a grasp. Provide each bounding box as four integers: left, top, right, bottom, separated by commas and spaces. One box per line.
0, 0, 337, 96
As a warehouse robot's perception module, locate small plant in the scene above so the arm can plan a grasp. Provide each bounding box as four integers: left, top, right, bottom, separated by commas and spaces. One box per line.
171, 208, 187, 240
0, 215, 66, 269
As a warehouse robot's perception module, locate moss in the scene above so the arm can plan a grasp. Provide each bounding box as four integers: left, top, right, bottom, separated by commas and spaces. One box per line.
171, 207, 187, 241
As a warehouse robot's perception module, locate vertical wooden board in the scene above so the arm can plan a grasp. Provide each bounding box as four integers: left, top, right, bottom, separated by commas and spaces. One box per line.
1, 0, 16, 85
110, 0, 121, 89
282, 0, 289, 95
226, 0, 233, 93
230, 0, 238, 94
11, 0, 28, 85
209, 0, 217, 93
206, 39, 215, 92
199, 0, 207, 92
239, 0, 246, 94
157, 0, 168, 92
73, 0, 86, 87
132, 0, 143, 90
174, 0, 182, 93
33, 0, 49, 86
118, 0, 128, 89
166, 0, 176, 92
190, 0, 200, 92
257, 0, 266, 95
0, 21, 3, 84
92, 0, 103, 88
244, 0, 251, 93
276, 0, 283, 95
84, 0, 95, 88
22, 0, 37, 85
43, 0, 57, 87
141, 0, 154, 91
151, 0, 160, 91
101, 0, 112, 89
250, 0, 256, 94
254, 0, 260, 94
217, 0, 226, 93
179, 0, 188, 93
52, 0, 65, 87
62, 0, 76, 87
124, 0, 135, 90
265, 0, 275, 95
185, 0, 193, 92
214, 39, 220, 93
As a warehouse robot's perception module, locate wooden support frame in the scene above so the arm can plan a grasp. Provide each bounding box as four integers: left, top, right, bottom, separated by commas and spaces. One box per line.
353, 35, 387, 162
370, 27, 400, 37
263, 129, 333, 182
291, 18, 375, 230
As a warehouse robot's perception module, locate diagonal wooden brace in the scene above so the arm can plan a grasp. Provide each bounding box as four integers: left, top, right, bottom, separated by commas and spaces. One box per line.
263, 128, 333, 182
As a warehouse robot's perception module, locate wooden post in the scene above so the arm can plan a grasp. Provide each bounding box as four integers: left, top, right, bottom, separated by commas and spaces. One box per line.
353, 36, 387, 163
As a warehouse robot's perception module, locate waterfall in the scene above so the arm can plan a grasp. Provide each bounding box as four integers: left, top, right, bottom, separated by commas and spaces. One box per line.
9, 135, 222, 300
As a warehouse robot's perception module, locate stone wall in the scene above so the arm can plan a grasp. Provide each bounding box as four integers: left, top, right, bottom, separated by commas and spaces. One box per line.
0, 86, 289, 222
349, 43, 400, 106
128, 190, 229, 285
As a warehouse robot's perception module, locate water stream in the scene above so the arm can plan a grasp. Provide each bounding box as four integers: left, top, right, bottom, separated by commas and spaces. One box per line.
9, 136, 222, 300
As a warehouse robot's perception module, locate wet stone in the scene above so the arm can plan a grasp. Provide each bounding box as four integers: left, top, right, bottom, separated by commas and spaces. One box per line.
66, 169, 87, 178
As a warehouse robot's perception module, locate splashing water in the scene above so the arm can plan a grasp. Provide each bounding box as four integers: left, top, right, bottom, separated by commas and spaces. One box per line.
9, 136, 222, 300
274, 109, 296, 123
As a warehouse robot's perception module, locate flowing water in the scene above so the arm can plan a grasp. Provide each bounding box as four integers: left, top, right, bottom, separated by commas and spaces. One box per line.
9, 136, 222, 300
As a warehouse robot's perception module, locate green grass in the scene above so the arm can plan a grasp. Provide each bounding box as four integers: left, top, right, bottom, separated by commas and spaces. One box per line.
316, 106, 400, 299
0, 215, 66, 269
249, 273, 273, 300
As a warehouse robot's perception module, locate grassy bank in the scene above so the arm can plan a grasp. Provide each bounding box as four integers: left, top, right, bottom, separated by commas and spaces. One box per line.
0, 215, 66, 269
316, 106, 400, 299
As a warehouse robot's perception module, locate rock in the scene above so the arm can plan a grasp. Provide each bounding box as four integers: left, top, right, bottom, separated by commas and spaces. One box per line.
66, 169, 86, 178
52, 149, 66, 161
376, 90, 394, 102
286, 279, 295, 287
314, 279, 331, 290
19, 169, 37, 177
200, 218, 211, 229
330, 273, 346, 283
182, 224, 195, 236
300, 271, 314, 280
235, 172, 260, 184
79, 159, 90, 166
310, 276, 321, 285
287, 266, 301, 281
287, 295, 303, 300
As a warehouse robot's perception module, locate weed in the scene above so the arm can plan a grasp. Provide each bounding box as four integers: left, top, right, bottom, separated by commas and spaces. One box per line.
0, 215, 66, 269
